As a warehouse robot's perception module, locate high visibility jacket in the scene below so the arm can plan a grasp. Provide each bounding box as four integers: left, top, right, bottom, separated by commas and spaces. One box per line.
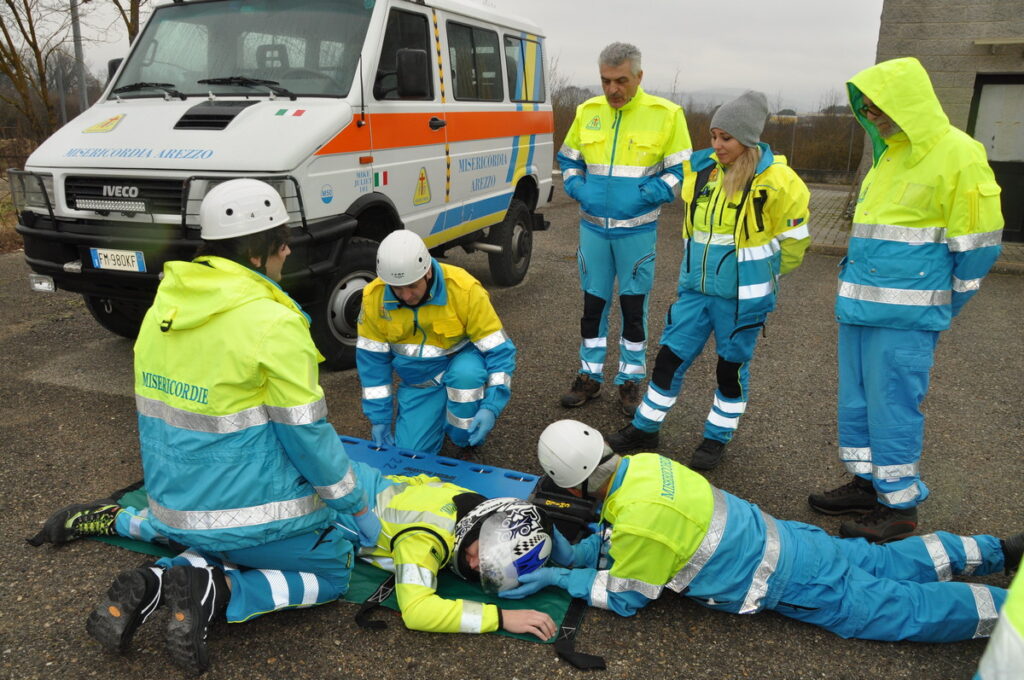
680, 146, 810, 325
356, 260, 515, 424
134, 256, 364, 552
839, 57, 1003, 331
352, 466, 501, 635
976, 567, 1024, 679
558, 87, 692, 237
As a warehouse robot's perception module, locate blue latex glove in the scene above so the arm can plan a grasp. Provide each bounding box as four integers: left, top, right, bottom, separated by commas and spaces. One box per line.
467, 408, 496, 446
352, 505, 382, 548
551, 526, 575, 567
499, 567, 571, 600
370, 423, 394, 447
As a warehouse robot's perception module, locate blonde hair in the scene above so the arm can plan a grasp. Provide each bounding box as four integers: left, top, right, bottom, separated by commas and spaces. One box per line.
721, 145, 761, 197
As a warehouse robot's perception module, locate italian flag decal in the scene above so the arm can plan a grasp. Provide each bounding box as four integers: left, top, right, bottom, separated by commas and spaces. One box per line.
275, 109, 306, 116
374, 171, 389, 187
786, 217, 805, 226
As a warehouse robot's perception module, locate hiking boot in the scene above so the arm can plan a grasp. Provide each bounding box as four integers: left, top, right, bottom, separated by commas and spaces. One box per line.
30, 500, 121, 545
607, 424, 659, 453
164, 565, 229, 676
1002, 532, 1024, 574
839, 504, 918, 543
86, 566, 163, 653
618, 381, 642, 417
560, 374, 601, 408
808, 476, 876, 516
690, 438, 727, 471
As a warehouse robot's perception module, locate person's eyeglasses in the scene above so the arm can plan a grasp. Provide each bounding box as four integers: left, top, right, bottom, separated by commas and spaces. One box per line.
858, 101, 884, 117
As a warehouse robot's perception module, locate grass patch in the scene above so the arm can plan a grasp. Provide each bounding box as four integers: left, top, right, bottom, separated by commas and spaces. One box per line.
0, 193, 22, 253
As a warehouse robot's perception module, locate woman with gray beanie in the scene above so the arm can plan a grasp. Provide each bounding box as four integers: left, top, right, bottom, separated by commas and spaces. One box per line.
608, 90, 812, 470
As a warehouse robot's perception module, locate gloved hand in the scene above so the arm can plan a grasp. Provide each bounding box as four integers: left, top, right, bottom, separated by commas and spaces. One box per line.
370, 423, 394, 447
550, 526, 575, 567
499, 567, 571, 600
352, 504, 382, 548
467, 409, 496, 446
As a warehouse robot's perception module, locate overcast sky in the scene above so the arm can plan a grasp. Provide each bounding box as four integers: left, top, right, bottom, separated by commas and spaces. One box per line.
83, 0, 883, 113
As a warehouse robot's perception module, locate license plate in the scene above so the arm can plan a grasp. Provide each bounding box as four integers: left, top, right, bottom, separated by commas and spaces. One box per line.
89, 247, 146, 273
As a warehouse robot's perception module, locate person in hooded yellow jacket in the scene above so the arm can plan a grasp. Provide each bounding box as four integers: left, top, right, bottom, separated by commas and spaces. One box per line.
976, 566, 1024, 679
809, 58, 1004, 543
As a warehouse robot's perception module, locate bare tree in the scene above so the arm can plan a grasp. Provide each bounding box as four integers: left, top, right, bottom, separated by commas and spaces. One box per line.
106, 0, 152, 43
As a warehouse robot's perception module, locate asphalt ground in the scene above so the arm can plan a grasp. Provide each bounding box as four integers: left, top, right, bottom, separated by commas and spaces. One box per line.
1, 188, 1022, 680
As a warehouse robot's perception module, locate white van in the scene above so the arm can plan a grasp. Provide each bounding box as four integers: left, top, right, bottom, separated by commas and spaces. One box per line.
11, 0, 552, 369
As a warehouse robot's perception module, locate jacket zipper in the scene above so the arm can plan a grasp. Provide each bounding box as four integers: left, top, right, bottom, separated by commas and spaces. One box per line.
605, 110, 623, 226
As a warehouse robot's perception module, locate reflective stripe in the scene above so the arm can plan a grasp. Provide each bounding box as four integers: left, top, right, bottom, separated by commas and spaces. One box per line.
620, 338, 645, 352
475, 330, 509, 353
606, 573, 663, 600
362, 385, 392, 400
446, 410, 473, 430
618, 361, 644, 375
583, 337, 607, 349
266, 400, 328, 426
586, 163, 657, 178
880, 485, 920, 505
873, 463, 917, 480
260, 569, 290, 610
961, 536, 982, 576
662, 149, 692, 166
406, 370, 445, 389
852, 222, 947, 244
391, 339, 468, 358
666, 487, 728, 592
838, 281, 951, 307
706, 408, 739, 429
659, 173, 681, 190
396, 563, 438, 589
645, 387, 676, 408
713, 395, 746, 415
128, 509, 148, 539
581, 360, 604, 373
381, 506, 456, 536
921, 533, 952, 582
137, 395, 267, 434
563, 168, 584, 179
948, 229, 1002, 252
313, 466, 358, 501
487, 372, 511, 388
300, 572, 319, 605
357, 337, 390, 353
738, 282, 773, 300
738, 242, 779, 262
739, 513, 780, 614
559, 145, 582, 161
692, 229, 735, 246
969, 583, 999, 638
845, 461, 873, 475
953, 276, 982, 293
179, 549, 210, 568
149, 494, 323, 531
447, 386, 485, 403
840, 446, 871, 462
637, 401, 667, 422
580, 207, 660, 229
977, 607, 1024, 675
590, 570, 610, 609
778, 224, 809, 240
459, 600, 485, 633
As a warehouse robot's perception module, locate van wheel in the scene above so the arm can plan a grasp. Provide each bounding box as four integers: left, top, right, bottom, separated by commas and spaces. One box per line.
82, 295, 145, 339
487, 199, 532, 286
310, 237, 378, 371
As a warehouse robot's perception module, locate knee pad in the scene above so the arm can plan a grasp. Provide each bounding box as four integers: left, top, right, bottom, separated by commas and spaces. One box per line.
581, 292, 606, 338
716, 357, 743, 399
651, 345, 685, 391
619, 294, 646, 343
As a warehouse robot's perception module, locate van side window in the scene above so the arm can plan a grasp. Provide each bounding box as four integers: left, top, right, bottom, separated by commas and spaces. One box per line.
447, 22, 502, 102
503, 36, 545, 103
375, 9, 432, 100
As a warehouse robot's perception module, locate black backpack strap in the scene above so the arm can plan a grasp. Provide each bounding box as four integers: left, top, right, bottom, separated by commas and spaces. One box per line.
554, 596, 606, 670
354, 573, 397, 630
688, 164, 716, 229
752, 188, 769, 232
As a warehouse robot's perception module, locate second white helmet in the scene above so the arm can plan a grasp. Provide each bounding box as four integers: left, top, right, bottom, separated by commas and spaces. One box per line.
537, 420, 606, 488
199, 178, 289, 240
376, 230, 431, 286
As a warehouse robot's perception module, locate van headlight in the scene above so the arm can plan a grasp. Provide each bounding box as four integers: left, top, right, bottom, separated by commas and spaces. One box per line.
9, 171, 54, 213
184, 177, 300, 228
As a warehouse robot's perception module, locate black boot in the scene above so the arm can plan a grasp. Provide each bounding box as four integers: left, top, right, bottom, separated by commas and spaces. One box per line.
164, 565, 229, 675
839, 504, 918, 543
1001, 532, 1023, 574
690, 439, 726, 471
86, 565, 163, 653
808, 476, 876, 515
607, 424, 659, 453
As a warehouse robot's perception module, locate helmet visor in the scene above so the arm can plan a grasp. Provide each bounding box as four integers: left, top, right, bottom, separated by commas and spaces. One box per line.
477, 512, 550, 594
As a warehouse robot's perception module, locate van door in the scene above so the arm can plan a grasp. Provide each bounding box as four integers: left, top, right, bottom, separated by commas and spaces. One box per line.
369, 5, 447, 239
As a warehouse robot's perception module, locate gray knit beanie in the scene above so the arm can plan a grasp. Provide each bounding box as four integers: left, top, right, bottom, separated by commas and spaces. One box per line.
710, 90, 770, 148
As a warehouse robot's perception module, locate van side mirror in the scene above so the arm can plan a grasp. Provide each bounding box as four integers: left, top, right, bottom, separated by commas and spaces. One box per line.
396, 48, 429, 98
106, 58, 123, 85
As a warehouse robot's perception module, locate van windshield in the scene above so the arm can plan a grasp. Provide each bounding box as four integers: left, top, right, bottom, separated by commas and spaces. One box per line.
110, 0, 374, 99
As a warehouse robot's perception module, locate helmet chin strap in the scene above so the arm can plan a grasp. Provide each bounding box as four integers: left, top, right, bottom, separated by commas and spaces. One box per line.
581, 450, 620, 498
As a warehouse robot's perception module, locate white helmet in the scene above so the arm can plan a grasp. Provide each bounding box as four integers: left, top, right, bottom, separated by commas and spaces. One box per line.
376, 230, 431, 286
537, 420, 606, 488
451, 497, 552, 594
199, 179, 289, 240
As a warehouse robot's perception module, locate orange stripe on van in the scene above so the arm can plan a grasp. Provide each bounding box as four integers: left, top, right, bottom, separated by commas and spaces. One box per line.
315, 110, 553, 156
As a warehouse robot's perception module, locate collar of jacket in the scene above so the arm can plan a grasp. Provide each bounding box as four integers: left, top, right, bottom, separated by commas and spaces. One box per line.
382, 258, 447, 311
689, 142, 775, 175
847, 56, 951, 168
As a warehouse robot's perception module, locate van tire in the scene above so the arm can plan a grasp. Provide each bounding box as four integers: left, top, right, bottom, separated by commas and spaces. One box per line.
82, 295, 145, 339
488, 199, 532, 286
310, 237, 379, 371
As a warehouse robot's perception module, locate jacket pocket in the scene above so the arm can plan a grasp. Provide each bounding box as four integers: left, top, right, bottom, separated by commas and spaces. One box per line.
970, 181, 1002, 230
579, 129, 606, 159
625, 130, 666, 166
432, 317, 464, 338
